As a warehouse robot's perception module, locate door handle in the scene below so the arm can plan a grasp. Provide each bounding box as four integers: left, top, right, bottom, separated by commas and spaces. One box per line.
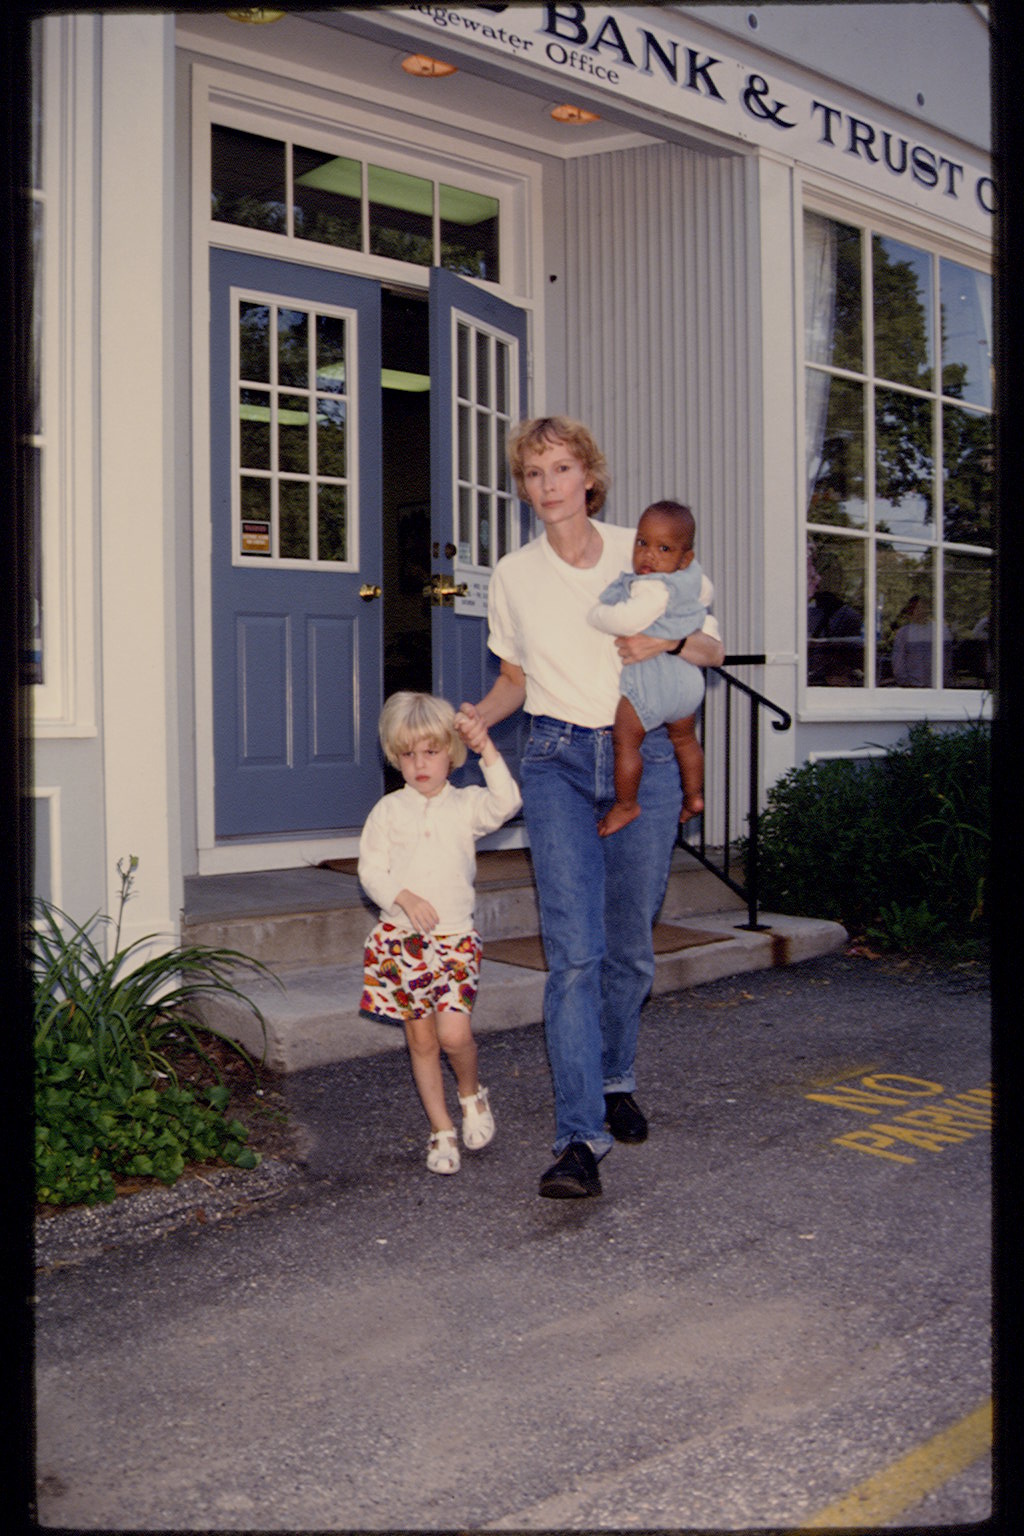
359, 584, 382, 601
422, 573, 468, 607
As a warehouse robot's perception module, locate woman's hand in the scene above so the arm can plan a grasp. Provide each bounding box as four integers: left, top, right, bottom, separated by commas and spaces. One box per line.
615, 633, 672, 665
457, 660, 526, 729
615, 631, 725, 668
454, 705, 494, 760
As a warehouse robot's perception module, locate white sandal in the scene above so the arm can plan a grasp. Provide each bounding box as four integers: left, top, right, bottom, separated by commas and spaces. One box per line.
426, 1127, 460, 1175
459, 1085, 495, 1151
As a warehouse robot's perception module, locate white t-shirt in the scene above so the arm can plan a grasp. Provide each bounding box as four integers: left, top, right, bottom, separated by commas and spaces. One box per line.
488, 522, 720, 728
357, 753, 522, 935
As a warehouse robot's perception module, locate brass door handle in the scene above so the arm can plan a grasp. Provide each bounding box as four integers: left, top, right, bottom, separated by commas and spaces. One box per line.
359, 584, 382, 601
422, 573, 468, 607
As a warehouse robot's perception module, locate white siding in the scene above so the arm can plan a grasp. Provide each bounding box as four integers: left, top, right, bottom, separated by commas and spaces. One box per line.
562, 142, 765, 844
563, 141, 761, 659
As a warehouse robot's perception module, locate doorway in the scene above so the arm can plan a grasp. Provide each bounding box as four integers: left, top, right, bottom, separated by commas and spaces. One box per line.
381, 288, 432, 702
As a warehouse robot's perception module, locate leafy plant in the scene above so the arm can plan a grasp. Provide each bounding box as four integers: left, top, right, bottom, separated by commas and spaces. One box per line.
745, 719, 990, 960
33, 856, 277, 1206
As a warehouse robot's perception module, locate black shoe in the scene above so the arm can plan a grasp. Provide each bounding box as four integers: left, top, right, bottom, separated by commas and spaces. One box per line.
538, 1142, 602, 1199
605, 1091, 648, 1143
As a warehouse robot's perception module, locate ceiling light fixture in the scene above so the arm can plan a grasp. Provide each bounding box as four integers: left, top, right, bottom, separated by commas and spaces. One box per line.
402, 53, 459, 78
551, 103, 600, 124
225, 8, 285, 21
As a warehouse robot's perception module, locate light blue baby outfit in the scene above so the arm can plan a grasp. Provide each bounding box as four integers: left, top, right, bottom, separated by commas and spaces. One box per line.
598, 562, 708, 730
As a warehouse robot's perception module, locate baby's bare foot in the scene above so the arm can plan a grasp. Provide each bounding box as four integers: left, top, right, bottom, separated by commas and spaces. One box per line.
598, 803, 642, 837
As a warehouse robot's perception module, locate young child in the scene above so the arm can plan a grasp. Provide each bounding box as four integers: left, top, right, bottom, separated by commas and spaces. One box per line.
587, 500, 709, 837
358, 692, 521, 1175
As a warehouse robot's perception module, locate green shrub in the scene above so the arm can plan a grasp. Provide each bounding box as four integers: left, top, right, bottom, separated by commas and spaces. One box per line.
747, 720, 990, 959
32, 856, 276, 1207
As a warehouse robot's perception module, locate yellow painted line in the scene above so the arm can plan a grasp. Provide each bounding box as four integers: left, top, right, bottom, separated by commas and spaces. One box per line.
793, 1398, 992, 1530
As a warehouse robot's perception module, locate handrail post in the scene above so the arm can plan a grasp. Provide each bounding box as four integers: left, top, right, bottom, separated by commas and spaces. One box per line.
740, 694, 767, 930
676, 658, 790, 930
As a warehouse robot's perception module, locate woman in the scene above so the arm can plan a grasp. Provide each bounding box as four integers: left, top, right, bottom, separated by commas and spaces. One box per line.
457, 417, 724, 1198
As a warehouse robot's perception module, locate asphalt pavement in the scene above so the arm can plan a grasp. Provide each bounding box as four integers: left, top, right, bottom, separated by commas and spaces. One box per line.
32, 951, 994, 1532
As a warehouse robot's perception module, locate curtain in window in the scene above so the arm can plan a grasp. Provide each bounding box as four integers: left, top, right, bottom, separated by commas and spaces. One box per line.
804, 212, 837, 509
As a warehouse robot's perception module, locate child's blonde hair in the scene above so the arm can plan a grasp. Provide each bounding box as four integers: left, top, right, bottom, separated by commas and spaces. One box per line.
378, 691, 467, 770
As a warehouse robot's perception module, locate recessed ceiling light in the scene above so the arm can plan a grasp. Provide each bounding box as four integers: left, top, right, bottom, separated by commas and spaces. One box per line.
402, 54, 459, 78
551, 103, 600, 124
225, 8, 285, 21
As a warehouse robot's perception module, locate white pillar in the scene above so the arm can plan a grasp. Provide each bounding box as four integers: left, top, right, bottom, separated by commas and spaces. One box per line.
98, 14, 182, 948
754, 151, 801, 796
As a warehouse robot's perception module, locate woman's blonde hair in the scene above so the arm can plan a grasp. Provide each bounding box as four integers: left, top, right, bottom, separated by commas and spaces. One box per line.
378, 691, 467, 769
507, 415, 609, 517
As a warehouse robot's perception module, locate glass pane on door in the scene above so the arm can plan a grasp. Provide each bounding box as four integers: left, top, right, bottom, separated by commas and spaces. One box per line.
453, 319, 514, 568
232, 291, 355, 567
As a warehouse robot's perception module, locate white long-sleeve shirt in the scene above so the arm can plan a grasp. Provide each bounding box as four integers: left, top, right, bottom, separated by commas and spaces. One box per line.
357, 753, 522, 935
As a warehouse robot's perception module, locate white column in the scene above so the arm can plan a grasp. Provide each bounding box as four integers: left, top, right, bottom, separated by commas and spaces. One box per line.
98, 14, 182, 947
753, 150, 801, 796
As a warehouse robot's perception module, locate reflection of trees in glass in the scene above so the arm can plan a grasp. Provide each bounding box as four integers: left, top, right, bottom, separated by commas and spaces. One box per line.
876, 545, 932, 641
873, 239, 931, 389
829, 223, 863, 371
296, 207, 361, 251
808, 533, 864, 612
875, 388, 933, 526
211, 193, 286, 234
318, 487, 347, 562
369, 228, 432, 265
809, 376, 865, 526
278, 311, 308, 388
440, 241, 487, 280
239, 304, 270, 383
943, 405, 992, 546
945, 555, 991, 639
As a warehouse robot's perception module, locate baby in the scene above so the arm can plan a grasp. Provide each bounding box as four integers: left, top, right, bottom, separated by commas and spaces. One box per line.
588, 500, 708, 836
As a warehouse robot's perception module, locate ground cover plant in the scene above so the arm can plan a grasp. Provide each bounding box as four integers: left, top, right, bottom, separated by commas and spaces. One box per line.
746, 719, 990, 961
33, 857, 278, 1207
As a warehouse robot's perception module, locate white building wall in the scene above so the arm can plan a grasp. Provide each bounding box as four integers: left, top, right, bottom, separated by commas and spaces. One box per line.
560, 140, 769, 836
563, 142, 761, 653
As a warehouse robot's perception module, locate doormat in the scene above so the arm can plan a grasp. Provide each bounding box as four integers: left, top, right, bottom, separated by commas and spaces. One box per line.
483, 923, 730, 971
319, 849, 534, 887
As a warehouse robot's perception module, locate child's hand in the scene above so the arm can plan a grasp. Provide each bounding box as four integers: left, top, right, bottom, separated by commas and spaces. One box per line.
455, 704, 492, 757
395, 889, 439, 933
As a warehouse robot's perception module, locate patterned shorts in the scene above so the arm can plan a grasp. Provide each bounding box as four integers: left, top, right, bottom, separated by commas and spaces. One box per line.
359, 922, 483, 1026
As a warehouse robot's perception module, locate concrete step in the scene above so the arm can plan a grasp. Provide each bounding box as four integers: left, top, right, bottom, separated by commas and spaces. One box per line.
191, 908, 848, 1074
182, 851, 747, 967
183, 852, 846, 1073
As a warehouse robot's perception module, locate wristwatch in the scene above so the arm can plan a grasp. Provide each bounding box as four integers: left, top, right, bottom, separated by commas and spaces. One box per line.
667, 637, 685, 655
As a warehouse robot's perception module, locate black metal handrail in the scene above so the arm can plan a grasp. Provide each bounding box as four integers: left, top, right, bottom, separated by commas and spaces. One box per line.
676, 654, 792, 931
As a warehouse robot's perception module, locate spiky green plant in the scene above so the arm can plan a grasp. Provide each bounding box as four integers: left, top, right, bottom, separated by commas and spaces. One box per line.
32, 856, 279, 1206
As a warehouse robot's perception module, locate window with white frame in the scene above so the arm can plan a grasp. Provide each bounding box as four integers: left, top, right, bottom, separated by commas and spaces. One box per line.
804, 209, 992, 693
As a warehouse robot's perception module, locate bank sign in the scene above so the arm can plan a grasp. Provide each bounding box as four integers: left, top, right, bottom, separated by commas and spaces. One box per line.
399, 3, 993, 238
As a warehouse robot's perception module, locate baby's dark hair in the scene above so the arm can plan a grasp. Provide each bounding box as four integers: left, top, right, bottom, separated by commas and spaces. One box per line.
642, 499, 696, 550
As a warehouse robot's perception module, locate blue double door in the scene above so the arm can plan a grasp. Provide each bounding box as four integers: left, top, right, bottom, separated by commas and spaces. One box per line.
210, 251, 527, 839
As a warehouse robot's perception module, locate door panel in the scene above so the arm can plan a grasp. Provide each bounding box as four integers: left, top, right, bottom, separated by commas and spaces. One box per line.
428, 267, 530, 785
210, 250, 382, 837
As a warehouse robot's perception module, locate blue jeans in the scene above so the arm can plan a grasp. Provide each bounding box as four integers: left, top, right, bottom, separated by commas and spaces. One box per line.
519, 716, 683, 1157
